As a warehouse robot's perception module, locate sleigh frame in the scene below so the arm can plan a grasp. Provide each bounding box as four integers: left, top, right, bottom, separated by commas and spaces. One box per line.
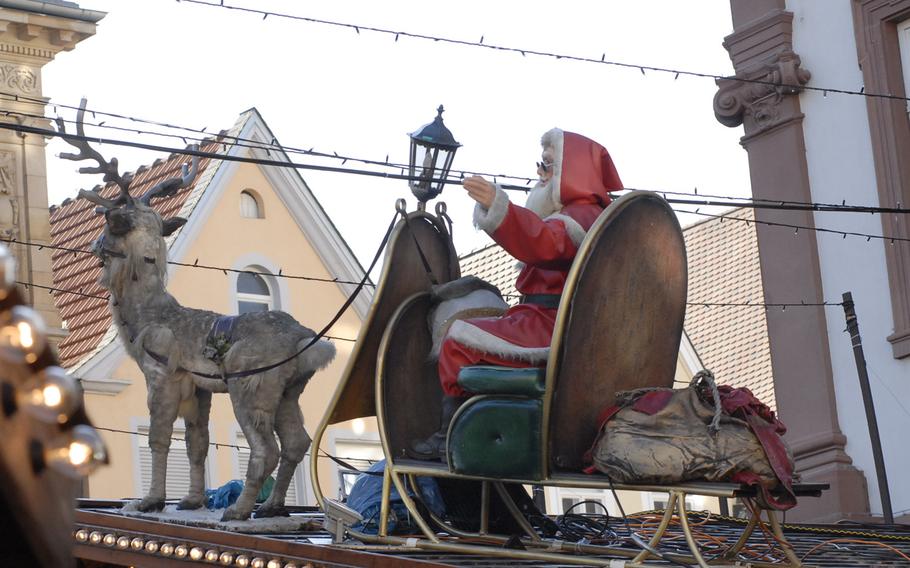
310, 192, 824, 567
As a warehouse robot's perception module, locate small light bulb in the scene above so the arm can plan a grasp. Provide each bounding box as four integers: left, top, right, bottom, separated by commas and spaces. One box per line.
116, 536, 130, 549
267, 560, 281, 568
251, 558, 265, 568
283, 563, 298, 568
130, 537, 144, 550
235, 555, 250, 567
145, 541, 160, 553
0, 305, 47, 364
74, 529, 89, 542
21, 366, 79, 424
41, 424, 108, 478
219, 551, 234, 565
160, 543, 175, 556
89, 531, 103, 544
102, 533, 116, 546
204, 549, 219, 562
189, 547, 204, 560
175, 544, 189, 558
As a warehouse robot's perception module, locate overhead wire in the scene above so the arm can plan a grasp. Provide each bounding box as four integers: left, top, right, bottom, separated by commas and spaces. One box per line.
5, 100, 909, 215
177, 0, 910, 104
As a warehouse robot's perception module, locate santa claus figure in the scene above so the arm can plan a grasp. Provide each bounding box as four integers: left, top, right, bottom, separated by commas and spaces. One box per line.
409, 128, 623, 460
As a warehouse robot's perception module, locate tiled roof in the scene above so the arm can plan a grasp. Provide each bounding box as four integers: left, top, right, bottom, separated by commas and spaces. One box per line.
459, 207, 775, 409
49, 135, 227, 369
682, 208, 774, 408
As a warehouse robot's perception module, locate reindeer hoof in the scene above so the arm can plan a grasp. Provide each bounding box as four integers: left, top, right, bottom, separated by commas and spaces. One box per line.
220, 505, 251, 522
137, 497, 166, 512
176, 496, 205, 510
254, 504, 289, 519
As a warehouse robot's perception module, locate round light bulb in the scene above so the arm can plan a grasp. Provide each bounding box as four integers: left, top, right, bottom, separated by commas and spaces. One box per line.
175, 544, 189, 558
283, 563, 298, 568
74, 529, 89, 542
251, 558, 265, 568
145, 540, 160, 553
0, 305, 47, 364
204, 549, 219, 562
41, 425, 108, 478
189, 547, 204, 561
21, 366, 79, 424
0, 246, 15, 301
102, 533, 116, 546
116, 536, 129, 549
130, 537, 144, 550
267, 560, 281, 568
89, 531, 103, 544
235, 555, 250, 567
219, 551, 234, 565
160, 543, 175, 556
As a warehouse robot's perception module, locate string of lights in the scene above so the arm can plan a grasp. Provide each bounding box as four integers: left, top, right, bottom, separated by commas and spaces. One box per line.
678, 208, 910, 244
4, 117, 910, 218
13, 280, 358, 342
178, 0, 910, 104
0, 235, 869, 307
5, 99, 908, 215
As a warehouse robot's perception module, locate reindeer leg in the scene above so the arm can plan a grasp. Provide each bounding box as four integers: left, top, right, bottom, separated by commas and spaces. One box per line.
256, 384, 309, 519
178, 387, 212, 510
139, 381, 180, 512
222, 382, 280, 521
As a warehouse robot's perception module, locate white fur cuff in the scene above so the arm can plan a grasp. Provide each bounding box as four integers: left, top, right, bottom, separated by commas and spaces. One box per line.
473, 185, 510, 234
545, 213, 587, 247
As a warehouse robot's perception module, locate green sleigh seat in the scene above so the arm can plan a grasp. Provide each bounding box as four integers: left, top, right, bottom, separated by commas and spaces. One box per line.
447, 366, 546, 479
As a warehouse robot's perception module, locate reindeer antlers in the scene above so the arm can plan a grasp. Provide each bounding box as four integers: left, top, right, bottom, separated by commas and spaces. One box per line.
60, 99, 200, 210
58, 98, 134, 209
140, 146, 199, 207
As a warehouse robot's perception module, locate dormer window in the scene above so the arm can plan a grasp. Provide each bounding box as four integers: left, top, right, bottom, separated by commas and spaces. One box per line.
240, 190, 263, 219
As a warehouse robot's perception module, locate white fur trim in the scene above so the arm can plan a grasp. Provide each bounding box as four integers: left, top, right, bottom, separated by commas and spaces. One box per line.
447, 319, 550, 364
541, 128, 564, 207
545, 213, 587, 247
473, 185, 510, 233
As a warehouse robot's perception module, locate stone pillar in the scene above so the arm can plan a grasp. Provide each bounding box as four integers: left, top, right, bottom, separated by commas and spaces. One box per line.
0, 1, 105, 347
714, 2, 870, 522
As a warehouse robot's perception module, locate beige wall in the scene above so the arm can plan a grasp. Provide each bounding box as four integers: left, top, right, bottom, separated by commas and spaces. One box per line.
83, 161, 366, 501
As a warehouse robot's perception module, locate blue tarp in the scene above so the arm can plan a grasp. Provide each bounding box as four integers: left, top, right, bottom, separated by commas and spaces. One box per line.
205, 476, 275, 509
346, 460, 445, 535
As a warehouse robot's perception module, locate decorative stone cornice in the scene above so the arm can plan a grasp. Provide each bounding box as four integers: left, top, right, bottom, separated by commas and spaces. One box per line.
713, 49, 811, 131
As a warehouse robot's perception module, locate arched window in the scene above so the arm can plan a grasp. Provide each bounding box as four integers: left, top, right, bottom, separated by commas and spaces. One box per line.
236, 270, 273, 314
240, 190, 263, 219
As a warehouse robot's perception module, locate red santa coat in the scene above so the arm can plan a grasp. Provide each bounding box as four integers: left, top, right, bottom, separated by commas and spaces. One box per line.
439, 129, 622, 396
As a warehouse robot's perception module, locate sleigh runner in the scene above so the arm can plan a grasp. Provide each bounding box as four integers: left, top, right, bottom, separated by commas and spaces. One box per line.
309, 191, 827, 567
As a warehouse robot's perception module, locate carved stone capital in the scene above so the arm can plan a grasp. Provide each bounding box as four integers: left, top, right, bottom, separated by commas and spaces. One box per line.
714, 50, 811, 131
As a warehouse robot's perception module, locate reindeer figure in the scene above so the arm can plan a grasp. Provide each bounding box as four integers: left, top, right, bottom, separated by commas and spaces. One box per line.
59, 100, 336, 521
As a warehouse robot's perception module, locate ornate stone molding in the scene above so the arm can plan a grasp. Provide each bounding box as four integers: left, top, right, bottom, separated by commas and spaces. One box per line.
714, 50, 811, 132
0, 62, 38, 95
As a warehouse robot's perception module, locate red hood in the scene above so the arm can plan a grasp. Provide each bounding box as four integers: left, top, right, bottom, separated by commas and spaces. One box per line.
544, 129, 623, 208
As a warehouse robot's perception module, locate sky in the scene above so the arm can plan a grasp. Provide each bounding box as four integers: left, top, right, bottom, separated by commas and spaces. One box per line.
42, 0, 749, 265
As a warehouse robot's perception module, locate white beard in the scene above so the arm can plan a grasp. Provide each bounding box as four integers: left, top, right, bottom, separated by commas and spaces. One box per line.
524, 178, 561, 218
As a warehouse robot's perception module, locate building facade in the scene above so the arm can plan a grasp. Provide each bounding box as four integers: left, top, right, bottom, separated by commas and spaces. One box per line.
715, 0, 910, 522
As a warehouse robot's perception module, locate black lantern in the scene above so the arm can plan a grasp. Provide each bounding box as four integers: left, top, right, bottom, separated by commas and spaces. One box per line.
408, 105, 461, 204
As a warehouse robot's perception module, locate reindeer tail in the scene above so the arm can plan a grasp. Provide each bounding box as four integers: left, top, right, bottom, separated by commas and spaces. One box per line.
298, 336, 336, 374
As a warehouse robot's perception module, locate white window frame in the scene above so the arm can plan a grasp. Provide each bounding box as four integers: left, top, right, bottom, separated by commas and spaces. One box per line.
898, 18, 910, 113
239, 189, 263, 219
327, 428, 383, 501
235, 268, 275, 314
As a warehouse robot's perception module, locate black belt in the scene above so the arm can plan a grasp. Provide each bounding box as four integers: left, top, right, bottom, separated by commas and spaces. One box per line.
520, 294, 561, 309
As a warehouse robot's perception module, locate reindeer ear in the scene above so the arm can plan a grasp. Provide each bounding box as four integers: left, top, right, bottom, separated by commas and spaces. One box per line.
161, 217, 187, 236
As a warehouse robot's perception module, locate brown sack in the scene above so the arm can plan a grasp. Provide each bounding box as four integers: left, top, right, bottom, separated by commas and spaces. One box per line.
590, 373, 795, 509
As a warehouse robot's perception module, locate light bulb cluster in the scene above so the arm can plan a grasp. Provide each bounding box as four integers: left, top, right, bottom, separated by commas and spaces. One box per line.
73, 525, 309, 567
0, 244, 108, 479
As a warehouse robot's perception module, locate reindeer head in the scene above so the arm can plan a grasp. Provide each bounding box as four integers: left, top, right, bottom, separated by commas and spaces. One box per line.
58, 100, 198, 273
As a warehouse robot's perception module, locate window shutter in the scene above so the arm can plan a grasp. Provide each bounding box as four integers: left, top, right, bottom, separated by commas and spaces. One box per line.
138, 426, 194, 499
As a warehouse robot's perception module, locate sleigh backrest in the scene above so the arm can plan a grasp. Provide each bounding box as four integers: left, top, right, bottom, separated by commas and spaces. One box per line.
545, 191, 688, 474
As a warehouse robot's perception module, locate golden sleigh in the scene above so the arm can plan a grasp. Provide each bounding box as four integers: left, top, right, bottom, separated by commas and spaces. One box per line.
308, 192, 825, 567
